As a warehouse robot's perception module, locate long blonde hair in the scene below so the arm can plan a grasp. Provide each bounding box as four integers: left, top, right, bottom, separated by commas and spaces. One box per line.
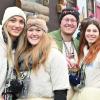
3, 20, 25, 68
15, 30, 55, 72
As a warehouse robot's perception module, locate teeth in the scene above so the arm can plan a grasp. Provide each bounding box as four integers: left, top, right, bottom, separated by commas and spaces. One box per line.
90, 37, 95, 39
31, 37, 38, 40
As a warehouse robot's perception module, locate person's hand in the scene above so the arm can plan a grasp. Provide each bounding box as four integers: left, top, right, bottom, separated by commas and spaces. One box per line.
66, 57, 79, 71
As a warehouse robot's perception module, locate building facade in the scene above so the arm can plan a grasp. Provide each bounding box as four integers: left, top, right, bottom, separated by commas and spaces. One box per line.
0, 0, 100, 31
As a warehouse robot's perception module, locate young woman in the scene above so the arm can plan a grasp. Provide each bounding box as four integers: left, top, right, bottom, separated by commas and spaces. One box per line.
0, 6, 26, 99
15, 15, 70, 100
72, 18, 100, 100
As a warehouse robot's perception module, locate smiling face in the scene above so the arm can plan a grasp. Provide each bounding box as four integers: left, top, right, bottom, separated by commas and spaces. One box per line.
6, 16, 25, 40
85, 24, 99, 46
60, 14, 78, 36
27, 26, 44, 46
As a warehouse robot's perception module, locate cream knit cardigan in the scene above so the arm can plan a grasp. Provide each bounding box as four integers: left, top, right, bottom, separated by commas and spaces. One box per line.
0, 25, 7, 95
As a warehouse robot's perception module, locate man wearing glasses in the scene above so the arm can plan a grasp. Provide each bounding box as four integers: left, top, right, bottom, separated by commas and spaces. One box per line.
50, 6, 80, 53
49, 6, 80, 100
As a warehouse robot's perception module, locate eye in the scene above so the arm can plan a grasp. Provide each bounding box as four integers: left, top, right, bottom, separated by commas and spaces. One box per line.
70, 19, 76, 22
65, 19, 69, 22
36, 29, 41, 32
19, 20, 25, 24
93, 29, 98, 32
9, 19, 16, 23
86, 29, 91, 32
27, 29, 33, 32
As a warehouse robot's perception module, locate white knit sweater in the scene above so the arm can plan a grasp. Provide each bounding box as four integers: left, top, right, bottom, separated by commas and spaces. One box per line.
0, 25, 7, 95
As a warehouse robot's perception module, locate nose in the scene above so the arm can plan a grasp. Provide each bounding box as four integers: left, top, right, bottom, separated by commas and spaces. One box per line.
89, 31, 94, 35
15, 21, 21, 27
90, 34, 94, 36
31, 30, 38, 35
67, 20, 72, 25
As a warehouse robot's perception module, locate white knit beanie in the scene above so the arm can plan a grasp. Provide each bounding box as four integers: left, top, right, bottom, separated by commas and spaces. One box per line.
2, 6, 26, 26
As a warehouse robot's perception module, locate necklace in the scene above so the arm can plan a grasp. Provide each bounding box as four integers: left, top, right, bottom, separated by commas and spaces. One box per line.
62, 39, 79, 71
63, 39, 75, 59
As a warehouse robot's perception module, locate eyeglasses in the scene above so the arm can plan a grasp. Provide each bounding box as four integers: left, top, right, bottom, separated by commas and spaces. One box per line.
64, 18, 77, 23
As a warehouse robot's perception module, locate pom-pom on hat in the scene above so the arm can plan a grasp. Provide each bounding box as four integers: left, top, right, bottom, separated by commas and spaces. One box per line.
2, 6, 26, 26
59, 6, 80, 24
27, 14, 48, 33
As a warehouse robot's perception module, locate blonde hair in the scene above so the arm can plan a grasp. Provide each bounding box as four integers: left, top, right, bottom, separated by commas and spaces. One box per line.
3, 25, 14, 68
15, 32, 56, 72
3, 20, 25, 68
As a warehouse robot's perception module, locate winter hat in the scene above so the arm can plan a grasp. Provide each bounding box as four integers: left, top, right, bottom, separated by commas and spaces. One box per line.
59, 6, 80, 24
2, 6, 26, 26
27, 15, 48, 33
